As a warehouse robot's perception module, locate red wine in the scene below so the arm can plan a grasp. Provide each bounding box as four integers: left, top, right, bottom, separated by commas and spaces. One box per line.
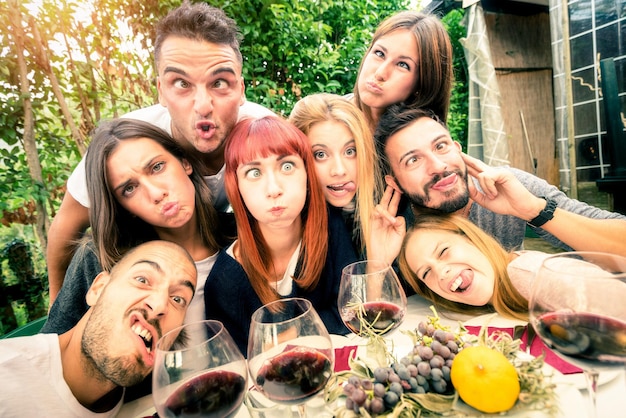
537, 311, 626, 365
163, 370, 246, 418
255, 347, 332, 404
342, 301, 404, 336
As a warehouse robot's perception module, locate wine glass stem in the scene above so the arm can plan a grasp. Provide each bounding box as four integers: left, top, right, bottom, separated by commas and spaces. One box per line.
584, 369, 600, 418
296, 403, 307, 418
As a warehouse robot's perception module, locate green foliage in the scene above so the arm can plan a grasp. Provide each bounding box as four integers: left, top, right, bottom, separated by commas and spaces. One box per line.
219, 0, 411, 116
442, 8, 469, 150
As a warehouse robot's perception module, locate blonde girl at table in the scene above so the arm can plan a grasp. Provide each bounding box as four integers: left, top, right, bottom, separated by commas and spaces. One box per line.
203, 116, 358, 355
44, 119, 221, 344
396, 214, 617, 321
350, 10, 453, 131
289, 93, 383, 256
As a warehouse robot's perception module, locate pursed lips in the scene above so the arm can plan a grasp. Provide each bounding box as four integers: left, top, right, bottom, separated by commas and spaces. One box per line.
366, 80, 383, 94
269, 206, 286, 216
161, 201, 179, 217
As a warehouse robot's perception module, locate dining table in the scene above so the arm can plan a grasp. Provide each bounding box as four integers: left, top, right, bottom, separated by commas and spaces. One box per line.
117, 294, 625, 417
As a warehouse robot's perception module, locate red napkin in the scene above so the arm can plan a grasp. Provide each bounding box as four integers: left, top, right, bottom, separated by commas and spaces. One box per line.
464, 326, 582, 375
334, 345, 358, 372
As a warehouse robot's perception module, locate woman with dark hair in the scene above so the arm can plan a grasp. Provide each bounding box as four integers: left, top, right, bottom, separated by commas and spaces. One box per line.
352, 11, 453, 131
204, 116, 357, 354
43, 118, 221, 346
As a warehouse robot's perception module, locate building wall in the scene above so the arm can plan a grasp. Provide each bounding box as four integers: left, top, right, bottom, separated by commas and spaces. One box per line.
484, 11, 559, 185
549, 0, 625, 202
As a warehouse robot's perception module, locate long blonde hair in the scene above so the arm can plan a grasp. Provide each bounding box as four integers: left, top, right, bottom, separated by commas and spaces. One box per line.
289, 93, 383, 254
398, 214, 529, 320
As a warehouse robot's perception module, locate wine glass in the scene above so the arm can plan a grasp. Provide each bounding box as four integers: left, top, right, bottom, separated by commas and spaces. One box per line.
152, 319, 248, 418
247, 297, 334, 418
338, 260, 407, 337
528, 251, 626, 418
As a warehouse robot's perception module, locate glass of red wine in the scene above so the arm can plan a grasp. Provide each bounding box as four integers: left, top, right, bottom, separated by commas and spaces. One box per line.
152, 319, 248, 418
247, 297, 334, 418
528, 251, 626, 418
338, 260, 407, 336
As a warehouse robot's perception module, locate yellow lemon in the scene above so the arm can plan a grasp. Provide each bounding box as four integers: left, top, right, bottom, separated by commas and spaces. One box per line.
450, 345, 520, 413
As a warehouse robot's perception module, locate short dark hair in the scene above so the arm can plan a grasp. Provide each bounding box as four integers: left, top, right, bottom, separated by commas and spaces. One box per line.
154, 1, 243, 68
373, 104, 447, 177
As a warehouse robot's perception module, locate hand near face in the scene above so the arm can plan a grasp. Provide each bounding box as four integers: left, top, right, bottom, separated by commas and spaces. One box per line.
368, 185, 406, 265
463, 153, 546, 221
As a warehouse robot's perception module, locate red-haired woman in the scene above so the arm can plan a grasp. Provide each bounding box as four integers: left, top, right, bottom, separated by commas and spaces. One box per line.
204, 116, 357, 354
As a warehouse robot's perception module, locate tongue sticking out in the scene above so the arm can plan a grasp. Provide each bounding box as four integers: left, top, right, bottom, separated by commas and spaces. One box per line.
432, 173, 457, 190
450, 270, 473, 292
329, 182, 356, 193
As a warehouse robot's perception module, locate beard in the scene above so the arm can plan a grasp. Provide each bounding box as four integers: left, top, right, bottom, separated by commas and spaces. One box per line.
81, 306, 156, 387
396, 169, 470, 213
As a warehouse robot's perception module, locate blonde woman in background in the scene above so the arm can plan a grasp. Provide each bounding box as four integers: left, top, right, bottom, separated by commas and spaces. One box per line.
290, 93, 383, 256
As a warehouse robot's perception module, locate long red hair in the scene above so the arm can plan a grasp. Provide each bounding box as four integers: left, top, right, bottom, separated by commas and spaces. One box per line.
224, 116, 329, 304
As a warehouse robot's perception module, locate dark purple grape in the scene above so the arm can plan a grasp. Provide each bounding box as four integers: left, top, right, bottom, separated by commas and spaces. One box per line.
345, 398, 354, 410
370, 397, 385, 414
433, 330, 447, 343
446, 341, 459, 354
417, 345, 434, 360
373, 383, 386, 398
406, 364, 418, 378
373, 367, 390, 383
429, 354, 444, 369
352, 388, 367, 406
396, 367, 410, 381
431, 379, 447, 394
343, 382, 356, 395
348, 376, 361, 387
430, 368, 444, 382
384, 391, 400, 407
361, 379, 373, 390
417, 361, 431, 377
389, 381, 403, 395
438, 345, 452, 359
441, 365, 451, 381
388, 372, 401, 383
417, 321, 428, 335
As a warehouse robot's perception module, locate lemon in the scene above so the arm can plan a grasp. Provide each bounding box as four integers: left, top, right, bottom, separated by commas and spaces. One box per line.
450, 345, 520, 413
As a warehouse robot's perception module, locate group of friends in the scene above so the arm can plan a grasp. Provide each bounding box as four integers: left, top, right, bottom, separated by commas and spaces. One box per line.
1, 1, 625, 416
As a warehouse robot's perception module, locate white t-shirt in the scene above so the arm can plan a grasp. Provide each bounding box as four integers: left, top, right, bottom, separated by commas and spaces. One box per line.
66, 101, 274, 211
0, 334, 123, 417
185, 252, 218, 347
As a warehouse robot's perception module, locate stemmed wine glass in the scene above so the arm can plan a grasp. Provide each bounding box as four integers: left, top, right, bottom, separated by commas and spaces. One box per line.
247, 297, 334, 418
338, 259, 407, 342
152, 320, 248, 418
528, 251, 626, 418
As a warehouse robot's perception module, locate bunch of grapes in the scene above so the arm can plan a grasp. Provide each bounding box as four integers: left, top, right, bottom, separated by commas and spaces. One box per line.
342, 363, 420, 415
340, 315, 471, 416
